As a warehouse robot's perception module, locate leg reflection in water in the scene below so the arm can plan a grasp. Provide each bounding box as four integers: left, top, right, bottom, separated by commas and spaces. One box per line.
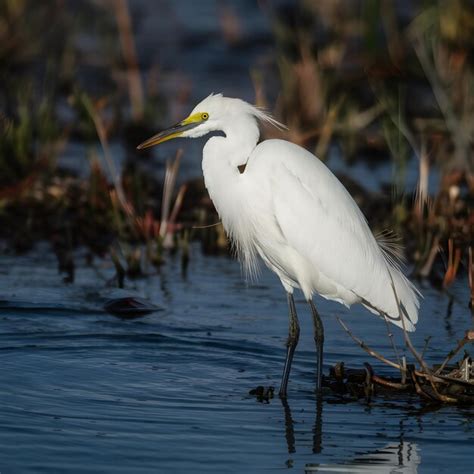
279, 394, 324, 455
280, 397, 296, 454
312, 393, 323, 454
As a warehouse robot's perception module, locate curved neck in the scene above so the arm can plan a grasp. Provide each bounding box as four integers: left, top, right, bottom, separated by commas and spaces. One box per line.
201, 115, 259, 217
221, 116, 260, 167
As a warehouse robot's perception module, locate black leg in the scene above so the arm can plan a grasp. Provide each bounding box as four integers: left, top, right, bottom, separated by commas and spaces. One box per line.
309, 299, 324, 392
279, 293, 300, 398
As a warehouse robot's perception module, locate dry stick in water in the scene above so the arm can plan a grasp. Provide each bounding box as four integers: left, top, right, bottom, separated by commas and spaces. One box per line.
372, 374, 408, 390
337, 317, 444, 384
401, 356, 407, 385
339, 269, 456, 400
435, 330, 474, 375
420, 336, 432, 360
336, 317, 401, 371
382, 314, 404, 379
389, 278, 457, 403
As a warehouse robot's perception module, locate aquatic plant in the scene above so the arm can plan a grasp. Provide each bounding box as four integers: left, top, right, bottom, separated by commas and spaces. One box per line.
0, 0, 183, 281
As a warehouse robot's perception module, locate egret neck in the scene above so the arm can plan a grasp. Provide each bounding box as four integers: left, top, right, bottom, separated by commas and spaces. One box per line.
201, 114, 258, 213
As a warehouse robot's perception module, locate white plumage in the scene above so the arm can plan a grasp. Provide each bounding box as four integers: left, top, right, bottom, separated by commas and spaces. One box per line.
196, 94, 419, 330
137, 93, 421, 395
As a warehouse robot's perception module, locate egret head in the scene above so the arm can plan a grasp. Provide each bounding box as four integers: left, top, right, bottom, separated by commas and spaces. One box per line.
136, 93, 285, 150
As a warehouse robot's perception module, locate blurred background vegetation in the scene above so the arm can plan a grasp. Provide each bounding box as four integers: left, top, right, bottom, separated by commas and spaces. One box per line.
0, 0, 472, 302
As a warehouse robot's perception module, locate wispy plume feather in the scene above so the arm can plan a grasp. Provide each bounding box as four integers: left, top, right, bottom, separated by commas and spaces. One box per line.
251, 105, 288, 131
375, 229, 406, 270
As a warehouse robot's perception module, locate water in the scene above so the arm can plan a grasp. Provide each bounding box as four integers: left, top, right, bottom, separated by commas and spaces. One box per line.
0, 245, 472, 473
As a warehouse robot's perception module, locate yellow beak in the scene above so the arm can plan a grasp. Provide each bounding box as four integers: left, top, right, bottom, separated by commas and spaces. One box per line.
136, 113, 205, 150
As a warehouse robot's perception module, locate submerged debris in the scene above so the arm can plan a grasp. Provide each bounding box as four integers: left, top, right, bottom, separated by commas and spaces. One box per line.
327, 356, 474, 405
249, 386, 275, 403
103, 296, 161, 318
332, 326, 474, 405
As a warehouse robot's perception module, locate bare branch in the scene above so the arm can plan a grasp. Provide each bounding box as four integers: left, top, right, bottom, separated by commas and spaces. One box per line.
435, 330, 474, 375
336, 317, 401, 370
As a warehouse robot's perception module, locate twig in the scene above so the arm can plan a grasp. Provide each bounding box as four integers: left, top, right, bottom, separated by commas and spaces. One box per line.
410, 369, 438, 401
389, 278, 445, 400
382, 314, 404, 377
336, 317, 401, 370
337, 317, 445, 384
372, 374, 408, 391
421, 336, 432, 359
401, 356, 407, 385
435, 330, 474, 375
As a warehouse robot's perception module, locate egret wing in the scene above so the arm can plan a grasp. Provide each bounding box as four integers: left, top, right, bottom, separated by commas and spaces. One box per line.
259, 140, 418, 329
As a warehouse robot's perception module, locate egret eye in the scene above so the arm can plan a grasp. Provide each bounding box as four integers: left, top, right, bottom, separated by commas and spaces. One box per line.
201, 113, 209, 120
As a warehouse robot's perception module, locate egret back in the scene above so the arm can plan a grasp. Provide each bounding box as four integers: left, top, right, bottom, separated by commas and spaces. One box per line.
245, 139, 419, 331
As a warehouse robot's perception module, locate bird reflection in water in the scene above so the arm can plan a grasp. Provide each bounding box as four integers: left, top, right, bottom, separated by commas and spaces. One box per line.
304, 439, 420, 473
278, 397, 419, 473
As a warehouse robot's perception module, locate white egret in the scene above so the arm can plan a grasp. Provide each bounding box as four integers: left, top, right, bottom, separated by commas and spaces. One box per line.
137, 94, 420, 397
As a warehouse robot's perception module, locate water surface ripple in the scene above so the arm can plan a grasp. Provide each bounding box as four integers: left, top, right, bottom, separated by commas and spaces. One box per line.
0, 247, 472, 473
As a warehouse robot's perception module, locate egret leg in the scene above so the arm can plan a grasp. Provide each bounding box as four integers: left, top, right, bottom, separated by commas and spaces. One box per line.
309, 300, 324, 392
279, 293, 300, 398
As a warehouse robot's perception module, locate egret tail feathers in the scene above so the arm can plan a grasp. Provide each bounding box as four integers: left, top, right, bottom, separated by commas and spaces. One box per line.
375, 230, 405, 269
361, 267, 420, 332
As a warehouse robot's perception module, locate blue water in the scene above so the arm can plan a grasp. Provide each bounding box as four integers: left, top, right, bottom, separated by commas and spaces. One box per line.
0, 245, 472, 473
